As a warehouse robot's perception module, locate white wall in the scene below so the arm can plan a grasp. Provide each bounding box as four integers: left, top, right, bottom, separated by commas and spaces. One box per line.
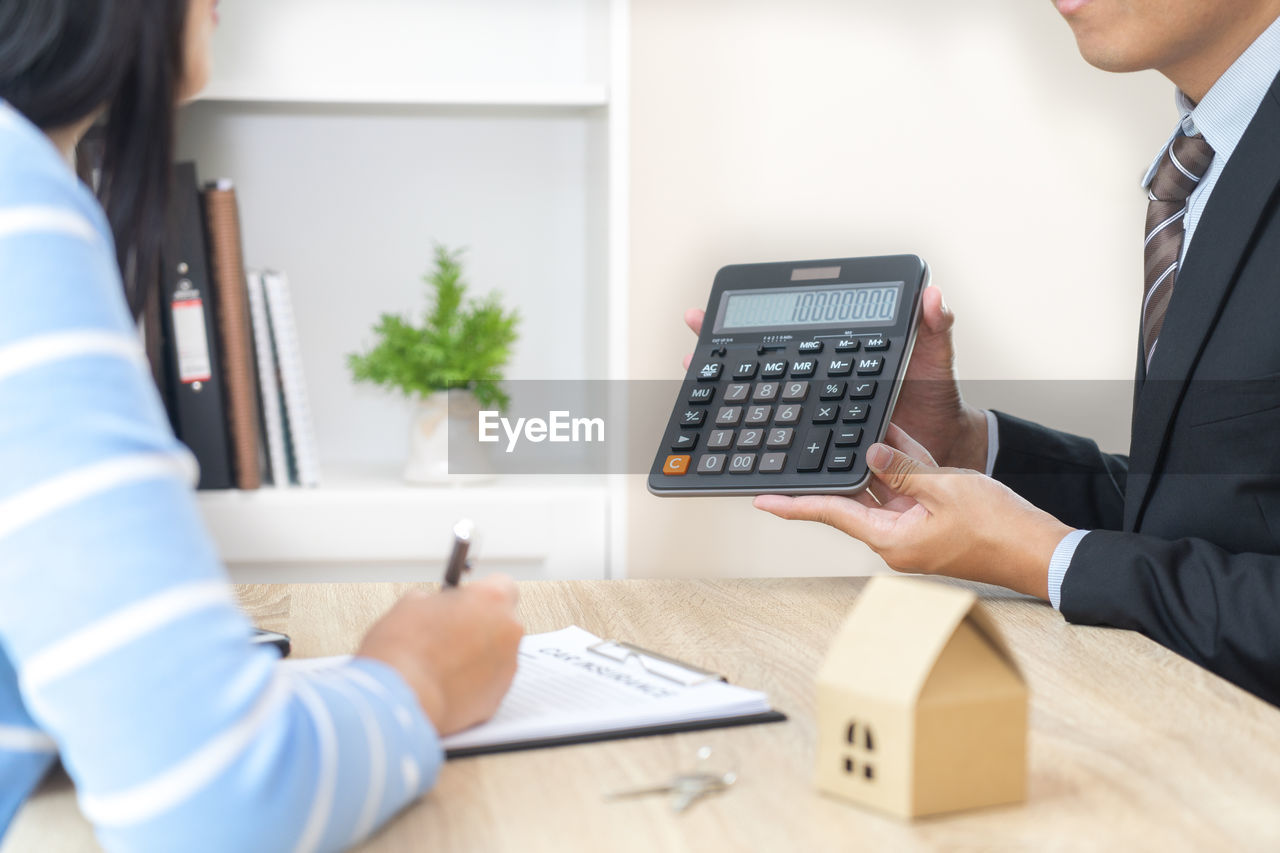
626, 0, 1175, 578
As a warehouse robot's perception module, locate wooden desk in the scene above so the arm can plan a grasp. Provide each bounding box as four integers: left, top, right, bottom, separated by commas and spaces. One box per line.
7, 578, 1280, 851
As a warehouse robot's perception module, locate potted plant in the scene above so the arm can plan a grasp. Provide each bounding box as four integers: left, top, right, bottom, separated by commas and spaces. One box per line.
349, 245, 519, 484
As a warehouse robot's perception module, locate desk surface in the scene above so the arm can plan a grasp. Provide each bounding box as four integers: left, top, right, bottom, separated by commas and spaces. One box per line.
8, 578, 1280, 852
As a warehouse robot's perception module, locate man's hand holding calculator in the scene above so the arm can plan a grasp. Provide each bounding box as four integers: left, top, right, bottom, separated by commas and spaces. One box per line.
682, 280, 1073, 602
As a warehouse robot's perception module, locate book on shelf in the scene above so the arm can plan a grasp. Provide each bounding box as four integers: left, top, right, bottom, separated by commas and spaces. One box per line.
203, 179, 265, 490
151, 162, 320, 491
158, 162, 235, 490
261, 270, 321, 488
245, 269, 292, 489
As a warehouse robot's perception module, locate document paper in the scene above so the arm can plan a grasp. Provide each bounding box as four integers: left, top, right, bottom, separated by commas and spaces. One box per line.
440, 626, 773, 752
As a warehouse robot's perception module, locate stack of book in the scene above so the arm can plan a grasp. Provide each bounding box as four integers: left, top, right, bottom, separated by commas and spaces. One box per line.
146, 161, 320, 490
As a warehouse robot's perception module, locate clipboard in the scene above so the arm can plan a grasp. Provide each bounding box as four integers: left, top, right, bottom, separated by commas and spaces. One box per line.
445, 710, 788, 759
441, 626, 787, 759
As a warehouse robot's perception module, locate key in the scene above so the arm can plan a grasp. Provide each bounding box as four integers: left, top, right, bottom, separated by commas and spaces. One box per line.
674, 772, 736, 813
604, 745, 738, 814
606, 772, 733, 803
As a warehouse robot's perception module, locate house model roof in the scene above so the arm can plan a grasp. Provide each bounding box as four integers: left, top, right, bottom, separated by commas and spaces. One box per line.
817, 576, 1023, 705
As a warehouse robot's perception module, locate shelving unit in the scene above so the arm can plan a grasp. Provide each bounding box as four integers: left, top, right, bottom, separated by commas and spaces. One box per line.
197, 84, 610, 109
181, 0, 630, 580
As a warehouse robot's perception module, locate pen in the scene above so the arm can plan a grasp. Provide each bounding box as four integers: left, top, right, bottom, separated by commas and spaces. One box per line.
443, 519, 474, 588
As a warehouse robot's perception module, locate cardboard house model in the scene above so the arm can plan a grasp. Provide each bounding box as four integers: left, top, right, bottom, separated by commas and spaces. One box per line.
814, 576, 1028, 819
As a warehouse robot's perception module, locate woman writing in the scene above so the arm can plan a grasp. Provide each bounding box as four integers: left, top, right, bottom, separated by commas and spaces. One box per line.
0, 2, 522, 850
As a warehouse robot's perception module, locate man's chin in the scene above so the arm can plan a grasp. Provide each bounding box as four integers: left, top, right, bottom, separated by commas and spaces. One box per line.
1070, 37, 1154, 74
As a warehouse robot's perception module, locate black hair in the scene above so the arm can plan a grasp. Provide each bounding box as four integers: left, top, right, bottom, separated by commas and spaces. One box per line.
0, 0, 190, 317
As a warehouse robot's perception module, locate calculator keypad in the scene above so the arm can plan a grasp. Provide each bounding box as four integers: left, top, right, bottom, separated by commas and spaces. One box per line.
655, 331, 900, 492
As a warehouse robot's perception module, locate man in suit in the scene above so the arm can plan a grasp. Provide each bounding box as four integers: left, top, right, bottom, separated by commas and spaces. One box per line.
702, 0, 1280, 704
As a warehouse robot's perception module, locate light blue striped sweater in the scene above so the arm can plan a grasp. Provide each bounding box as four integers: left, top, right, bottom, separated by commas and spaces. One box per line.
0, 100, 442, 851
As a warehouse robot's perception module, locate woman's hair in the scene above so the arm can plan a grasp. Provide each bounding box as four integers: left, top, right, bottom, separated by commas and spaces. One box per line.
0, 0, 190, 317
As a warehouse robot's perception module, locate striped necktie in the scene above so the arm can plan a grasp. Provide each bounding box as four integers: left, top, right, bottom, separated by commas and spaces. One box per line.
1143, 133, 1214, 368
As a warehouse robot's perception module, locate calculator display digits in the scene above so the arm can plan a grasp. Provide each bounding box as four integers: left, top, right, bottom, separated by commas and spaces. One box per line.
648, 255, 927, 497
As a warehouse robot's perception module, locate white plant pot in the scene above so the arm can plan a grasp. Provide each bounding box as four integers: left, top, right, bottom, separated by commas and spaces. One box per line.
403, 389, 495, 486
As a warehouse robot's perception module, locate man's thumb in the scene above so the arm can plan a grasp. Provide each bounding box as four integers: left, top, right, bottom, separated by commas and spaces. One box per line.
867, 443, 926, 495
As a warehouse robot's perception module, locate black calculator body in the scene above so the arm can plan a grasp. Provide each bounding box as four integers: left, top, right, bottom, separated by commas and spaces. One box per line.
648, 255, 927, 496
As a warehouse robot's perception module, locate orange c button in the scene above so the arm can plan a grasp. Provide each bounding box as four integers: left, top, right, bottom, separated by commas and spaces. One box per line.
663, 454, 691, 475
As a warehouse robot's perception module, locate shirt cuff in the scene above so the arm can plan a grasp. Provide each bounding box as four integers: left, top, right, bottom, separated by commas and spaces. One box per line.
1047, 529, 1090, 611
983, 409, 999, 477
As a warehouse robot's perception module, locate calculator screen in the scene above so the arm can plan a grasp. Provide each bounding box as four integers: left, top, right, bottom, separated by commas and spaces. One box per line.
714, 281, 903, 333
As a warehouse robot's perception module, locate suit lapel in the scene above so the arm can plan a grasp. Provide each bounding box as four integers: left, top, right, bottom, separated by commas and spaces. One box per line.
1125, 78, 1280, 531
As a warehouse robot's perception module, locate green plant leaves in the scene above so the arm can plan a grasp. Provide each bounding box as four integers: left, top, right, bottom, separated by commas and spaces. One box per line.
348, 245, 519, 410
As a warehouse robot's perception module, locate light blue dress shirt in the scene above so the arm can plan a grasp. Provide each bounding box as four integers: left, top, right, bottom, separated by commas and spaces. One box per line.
989, 14, 1280, 610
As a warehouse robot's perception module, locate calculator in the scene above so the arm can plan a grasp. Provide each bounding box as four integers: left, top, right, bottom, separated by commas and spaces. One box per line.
648, 255, 927, 496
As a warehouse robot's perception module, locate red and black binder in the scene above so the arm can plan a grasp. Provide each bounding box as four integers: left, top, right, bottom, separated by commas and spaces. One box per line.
158, 162, 234, 490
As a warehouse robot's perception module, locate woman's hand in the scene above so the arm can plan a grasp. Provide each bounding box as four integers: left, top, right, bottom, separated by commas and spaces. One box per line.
753, 424, 1073, 599
357, 576, 523, 735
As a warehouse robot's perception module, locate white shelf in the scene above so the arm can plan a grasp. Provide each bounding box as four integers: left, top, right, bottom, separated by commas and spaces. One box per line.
195, 83, 610, 110
199, 466, 609, 580
185, 0, 631, 580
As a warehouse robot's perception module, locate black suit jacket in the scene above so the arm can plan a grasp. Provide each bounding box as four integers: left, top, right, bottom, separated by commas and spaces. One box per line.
992, 69, 1280, 705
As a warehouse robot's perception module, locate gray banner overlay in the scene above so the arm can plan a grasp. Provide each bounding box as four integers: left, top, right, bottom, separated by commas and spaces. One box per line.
445, 378, 1280, 476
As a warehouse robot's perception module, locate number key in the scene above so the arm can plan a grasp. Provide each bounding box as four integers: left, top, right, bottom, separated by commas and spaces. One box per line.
706, 429, 734, 450
781, 381, 809, 402
753, 382, 779, 401
774, 404, 802, 425
737, 428, 764, 449
715, 406, 742, 426
744, 405, 772, 425
766, 427, 794, 449
723, 383, 750, 403
697, 453, 726, 474
728, 453, 757, 474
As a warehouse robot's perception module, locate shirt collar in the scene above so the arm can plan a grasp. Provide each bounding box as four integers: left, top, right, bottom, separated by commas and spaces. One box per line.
1143, 14, 1280, 188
